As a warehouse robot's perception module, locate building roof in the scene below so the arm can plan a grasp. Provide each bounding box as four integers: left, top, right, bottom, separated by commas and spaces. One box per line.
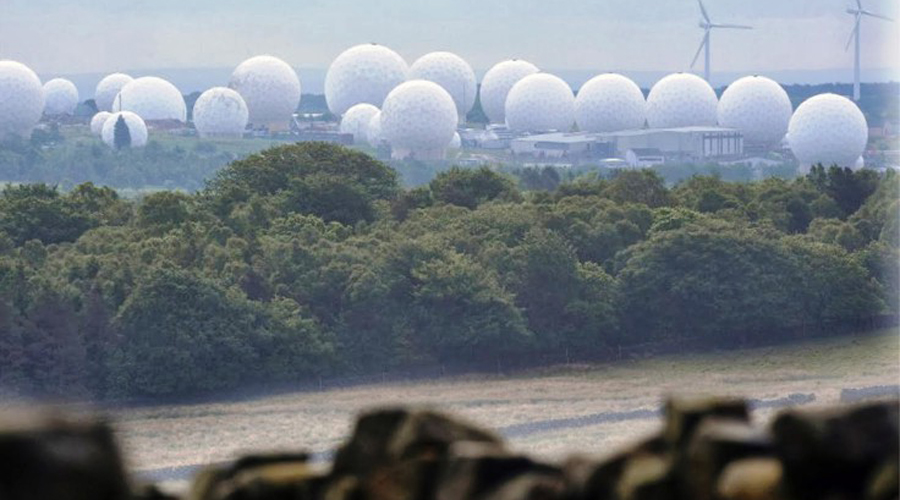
511, 132, 600, 144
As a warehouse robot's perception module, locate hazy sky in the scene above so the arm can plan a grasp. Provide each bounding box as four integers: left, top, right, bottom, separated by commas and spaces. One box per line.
1, 0, 898, 76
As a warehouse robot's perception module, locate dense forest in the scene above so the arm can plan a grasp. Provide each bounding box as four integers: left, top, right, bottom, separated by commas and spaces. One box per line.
0, 142, 897, 400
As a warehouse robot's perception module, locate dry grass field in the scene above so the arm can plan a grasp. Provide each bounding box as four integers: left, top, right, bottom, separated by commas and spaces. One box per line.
105, 329, 899, 479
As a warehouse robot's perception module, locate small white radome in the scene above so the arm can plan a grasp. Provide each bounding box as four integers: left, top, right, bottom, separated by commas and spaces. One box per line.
43, 78, 80, 116
325, 44, 409, 116
718, 75, 792, 147
381, 80, 458, 160
505, 73, 575, 133
101, 111, 149, 149
113, 76, 187, 122
788, 93, 868, 169
228, 55, 301, 129
410, 51, 477, 119
94, 73, 133, 113
90, 111, 113, 136
0, 60, 45, 139
479, 59, 539, 124
340, 103, 380, 144
646, 73, 718, 128
193, 87, 249, 139
575, 73, 646, 133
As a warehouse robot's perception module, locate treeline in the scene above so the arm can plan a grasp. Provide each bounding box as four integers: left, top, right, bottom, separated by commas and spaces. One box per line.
0, 142, 897, 400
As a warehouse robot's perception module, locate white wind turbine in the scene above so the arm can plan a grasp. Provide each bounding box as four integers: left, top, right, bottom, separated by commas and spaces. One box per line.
846, 0, 893, 101
690, 0, 753, 83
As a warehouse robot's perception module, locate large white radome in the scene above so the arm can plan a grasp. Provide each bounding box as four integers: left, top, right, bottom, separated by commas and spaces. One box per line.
325, 44, 409, 116
101, 111, 148, 149
340, 103, 380, 144
381, 80, 458, 160
193, 87, 249, 139
505, 73, 575, 133
575, 73, 646, 133
90, 111, 112, 136
788, 93, 868, 169
0, 60, 45, 139
229, 56, 301, 130
113, 77, 186, 122
646, 73, 718, 128
366, 111, 385, 148
43, 78, 79, 116
410, 52, 477, 120
718, 76, 792, 147
479, 59, 539, 124
94, 73, 133, 113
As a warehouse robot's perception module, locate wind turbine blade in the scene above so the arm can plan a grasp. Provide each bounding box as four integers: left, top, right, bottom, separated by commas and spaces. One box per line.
862, 10, 894, 21
855, 0, 862, 10
711, 23, 754, 29
846, 17, 860, 51
697, 0, 711, 23
691, 33, 707, 68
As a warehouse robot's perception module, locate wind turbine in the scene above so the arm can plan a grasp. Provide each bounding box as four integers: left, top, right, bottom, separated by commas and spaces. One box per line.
846, 0, 893, 101
690, 0, 753, 83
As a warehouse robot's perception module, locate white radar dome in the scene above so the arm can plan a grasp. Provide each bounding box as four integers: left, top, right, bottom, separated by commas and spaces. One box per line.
718, 75, 792, 147
340, 103, 380, 144
113, 77, 186, 122
381, 80, 458, 160
94, 73, 133, 112
0, 60, 45, 139
193, 87, 249, 139
479, 59, 539, 124
787, 93, 868, 169
505, 73, 575, 133
43, 78, 79, 116
575, 73, 646, 132
90, 111, 112, 136
366, 111, 385, 148
409, 51, 477, 120
101, 111, 148, 149
229, 55, 301, 131
646, 73, 718, 128
325, 44, 409, 116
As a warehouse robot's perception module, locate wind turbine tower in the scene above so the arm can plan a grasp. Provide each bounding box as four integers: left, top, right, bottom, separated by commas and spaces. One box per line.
846, 0, 893, 101
691, 0, 753, 83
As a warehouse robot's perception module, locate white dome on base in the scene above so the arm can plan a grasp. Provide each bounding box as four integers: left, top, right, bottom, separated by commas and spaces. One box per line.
43, 78, 79, 116
101, 111, 148, 149
646, 73, 718, 128
113, 77, 187, 122
505, 73, 575, 133
381, 80, 457, 160
788, 93, 868, 169
228, 56, 301, 130
0, 60, 45, 139
95, 73, 133, 112
325, 44, 409, 116
575, 73, 646, 132
718, 75, 792, 147
410, 51, 477, 120
340, 103, 380, 144
479, 59, 539, 124
90, 111, 113, 136
366, 111, 385, 148
193, 87, 249, 139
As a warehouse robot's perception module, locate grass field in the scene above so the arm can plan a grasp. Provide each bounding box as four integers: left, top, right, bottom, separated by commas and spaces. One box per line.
105, 329, 899, 478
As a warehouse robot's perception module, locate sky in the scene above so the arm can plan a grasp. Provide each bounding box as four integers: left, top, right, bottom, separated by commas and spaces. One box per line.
1, 0, 898, 90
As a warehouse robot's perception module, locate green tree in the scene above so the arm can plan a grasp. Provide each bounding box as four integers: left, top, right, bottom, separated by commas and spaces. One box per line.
113, 115, 131, 150
429, 166, 522, 209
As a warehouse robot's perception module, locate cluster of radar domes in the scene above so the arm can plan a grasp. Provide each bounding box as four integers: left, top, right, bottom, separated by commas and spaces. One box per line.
0, 51, 871, 167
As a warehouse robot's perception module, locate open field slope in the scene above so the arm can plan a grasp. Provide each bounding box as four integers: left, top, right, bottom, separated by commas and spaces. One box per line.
109, 329, 899, 480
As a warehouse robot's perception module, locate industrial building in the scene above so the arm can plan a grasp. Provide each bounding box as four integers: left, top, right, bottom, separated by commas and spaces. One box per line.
509, 126, 744, 163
